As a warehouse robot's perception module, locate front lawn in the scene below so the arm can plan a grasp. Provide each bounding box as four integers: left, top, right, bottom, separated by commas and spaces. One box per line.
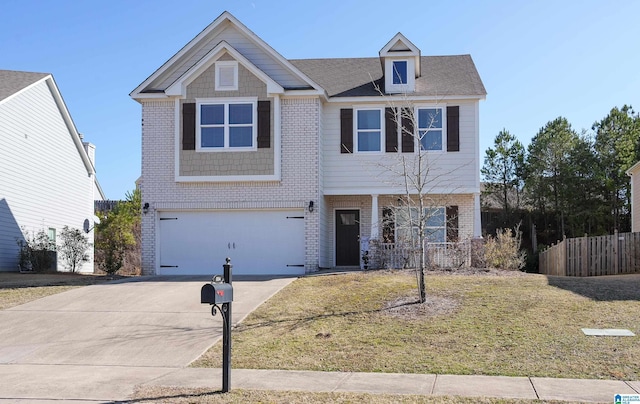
0, 272, 121, 310
193, 270, 640, 380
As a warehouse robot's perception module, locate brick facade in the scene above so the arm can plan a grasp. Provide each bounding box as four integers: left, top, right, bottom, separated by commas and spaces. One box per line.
140, 97, 320, 275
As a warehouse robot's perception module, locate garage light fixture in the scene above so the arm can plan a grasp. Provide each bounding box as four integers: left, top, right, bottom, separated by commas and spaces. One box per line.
308, 200, 314, 212
143, 202, 149, 214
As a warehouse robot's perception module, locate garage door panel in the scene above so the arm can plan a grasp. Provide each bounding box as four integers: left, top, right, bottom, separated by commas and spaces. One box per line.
158, 210, 305, 275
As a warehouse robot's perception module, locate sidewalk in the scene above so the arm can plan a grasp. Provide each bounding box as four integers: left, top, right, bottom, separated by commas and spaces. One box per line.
142, 368, 640, 403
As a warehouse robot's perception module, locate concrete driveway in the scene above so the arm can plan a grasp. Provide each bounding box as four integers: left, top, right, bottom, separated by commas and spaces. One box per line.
0, 275, 295, 402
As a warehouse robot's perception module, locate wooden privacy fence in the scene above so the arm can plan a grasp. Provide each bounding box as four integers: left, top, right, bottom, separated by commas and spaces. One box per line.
539, 231, 640, 276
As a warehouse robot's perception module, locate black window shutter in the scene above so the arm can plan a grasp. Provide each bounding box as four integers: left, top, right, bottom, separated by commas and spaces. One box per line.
447, 106, 459, 152
446, 205, 459, 242
401, 107, 414, 153
257, 100, 271, 148
340, 108, 353, 153
385, 107, 397, 152
382, 207, 395, 243
182, 103, 195, 150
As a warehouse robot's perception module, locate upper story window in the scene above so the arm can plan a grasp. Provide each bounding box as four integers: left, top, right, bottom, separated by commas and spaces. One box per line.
215, 61, 238, 91
197, 98, 256, 151
385, 59, 415, 94
356, 108, 383, 152
392, 61, 408, 85
418, 107, 444, 151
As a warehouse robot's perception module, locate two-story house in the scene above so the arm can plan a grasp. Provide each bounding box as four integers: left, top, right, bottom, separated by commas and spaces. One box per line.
131, 11, 486, 276
0, 70, 102, 273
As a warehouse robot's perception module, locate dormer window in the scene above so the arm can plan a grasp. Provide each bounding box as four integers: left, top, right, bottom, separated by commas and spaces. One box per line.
384, 58, 415, 94
380, 33, 421, 94
215, 61, 238, 91
392, 61, 408, 85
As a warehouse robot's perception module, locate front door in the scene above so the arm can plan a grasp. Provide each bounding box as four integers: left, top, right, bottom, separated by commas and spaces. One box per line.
335, 209, 360, 266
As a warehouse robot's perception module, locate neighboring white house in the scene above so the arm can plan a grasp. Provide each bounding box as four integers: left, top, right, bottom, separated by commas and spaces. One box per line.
130, 11, 486, 276
0, 70, 103, 273
627, 161, 640, 232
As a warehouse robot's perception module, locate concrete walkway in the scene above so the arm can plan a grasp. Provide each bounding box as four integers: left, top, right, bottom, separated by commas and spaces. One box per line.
0, 275, 638, 403
146, 368, 640, 403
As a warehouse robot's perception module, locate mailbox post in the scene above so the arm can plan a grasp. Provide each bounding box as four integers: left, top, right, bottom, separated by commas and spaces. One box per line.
200, 258, 233, 392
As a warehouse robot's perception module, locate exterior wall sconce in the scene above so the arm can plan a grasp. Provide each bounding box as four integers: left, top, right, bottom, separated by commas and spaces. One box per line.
143, 202, 149, 214
308, 200, 314, 212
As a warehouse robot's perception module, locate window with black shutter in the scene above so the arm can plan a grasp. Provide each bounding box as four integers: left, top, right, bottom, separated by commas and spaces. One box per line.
340, 108, 353, 153
446, 106, 459, 152
401, 107, 414, 153
182, 103, 196, 150
446, 205, 459, 242
257, 100, 270, 148
385, 108, 397, 152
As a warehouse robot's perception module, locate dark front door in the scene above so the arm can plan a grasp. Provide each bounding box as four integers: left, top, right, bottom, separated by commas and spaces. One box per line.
335, 209, 360, 266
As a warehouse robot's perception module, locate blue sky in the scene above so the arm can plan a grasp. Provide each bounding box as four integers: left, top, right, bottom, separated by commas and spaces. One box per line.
2, 0, 639, 199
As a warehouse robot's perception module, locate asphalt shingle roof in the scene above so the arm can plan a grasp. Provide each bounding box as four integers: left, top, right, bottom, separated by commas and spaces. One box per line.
290, 55, 486, 98
0, 70, 49, 102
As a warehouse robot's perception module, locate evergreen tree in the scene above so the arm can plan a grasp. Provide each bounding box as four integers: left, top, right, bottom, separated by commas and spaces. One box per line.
524, 117, 579, 241
481, 129, 525, 221
592, 105, 640, 232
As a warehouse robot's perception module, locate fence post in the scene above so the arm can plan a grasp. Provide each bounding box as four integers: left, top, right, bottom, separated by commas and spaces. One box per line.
563, 236, 568, 276
614, 230, 619, 275
581, 234, 588, 277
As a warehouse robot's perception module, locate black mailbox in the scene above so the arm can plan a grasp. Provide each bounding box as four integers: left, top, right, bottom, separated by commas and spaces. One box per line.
201, 282, 233, 304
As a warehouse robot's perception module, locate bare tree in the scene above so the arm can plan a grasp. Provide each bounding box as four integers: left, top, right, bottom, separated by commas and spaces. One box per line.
370, 90, 469, 303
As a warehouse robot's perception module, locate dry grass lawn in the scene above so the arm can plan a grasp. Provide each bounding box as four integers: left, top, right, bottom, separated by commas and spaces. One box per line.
0, 272, 123, 310
193, 269, 640, 380
131, 386, 581, 404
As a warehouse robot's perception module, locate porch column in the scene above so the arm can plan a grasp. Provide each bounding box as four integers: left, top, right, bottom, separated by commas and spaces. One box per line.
473, 192, 482, 238
370, 194, 379, 239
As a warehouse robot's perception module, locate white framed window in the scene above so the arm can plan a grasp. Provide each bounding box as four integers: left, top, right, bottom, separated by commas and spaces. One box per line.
215, 61, 238, 91
355, 108, 383, 152
47, 228, 56, 243
395, 207, 446, 243
197, 98, 257, 151
392, 60, 408, 84
417, 107, 445, 151
385, 58, 415, 94
424, 207, 446, 243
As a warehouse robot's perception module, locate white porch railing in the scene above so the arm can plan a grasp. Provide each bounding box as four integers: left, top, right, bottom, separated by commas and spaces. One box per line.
376, 240, 471, 269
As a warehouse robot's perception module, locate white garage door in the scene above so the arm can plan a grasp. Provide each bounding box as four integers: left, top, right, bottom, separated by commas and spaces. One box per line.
158, 210, 305, 276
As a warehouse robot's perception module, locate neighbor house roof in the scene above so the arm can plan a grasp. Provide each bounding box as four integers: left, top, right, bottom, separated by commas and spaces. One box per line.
0, 70, 49, 103
290, 55, 486, 98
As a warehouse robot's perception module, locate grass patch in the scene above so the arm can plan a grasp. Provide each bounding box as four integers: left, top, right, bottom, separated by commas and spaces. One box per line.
131, 386, 578, 403
193, 270, 640, 380
0, 272, 122, 310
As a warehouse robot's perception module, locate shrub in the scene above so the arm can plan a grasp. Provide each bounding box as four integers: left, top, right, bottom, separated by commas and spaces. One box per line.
17, 228, 56, 272
484, 226, 526, 271
58, 226, 91, 273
